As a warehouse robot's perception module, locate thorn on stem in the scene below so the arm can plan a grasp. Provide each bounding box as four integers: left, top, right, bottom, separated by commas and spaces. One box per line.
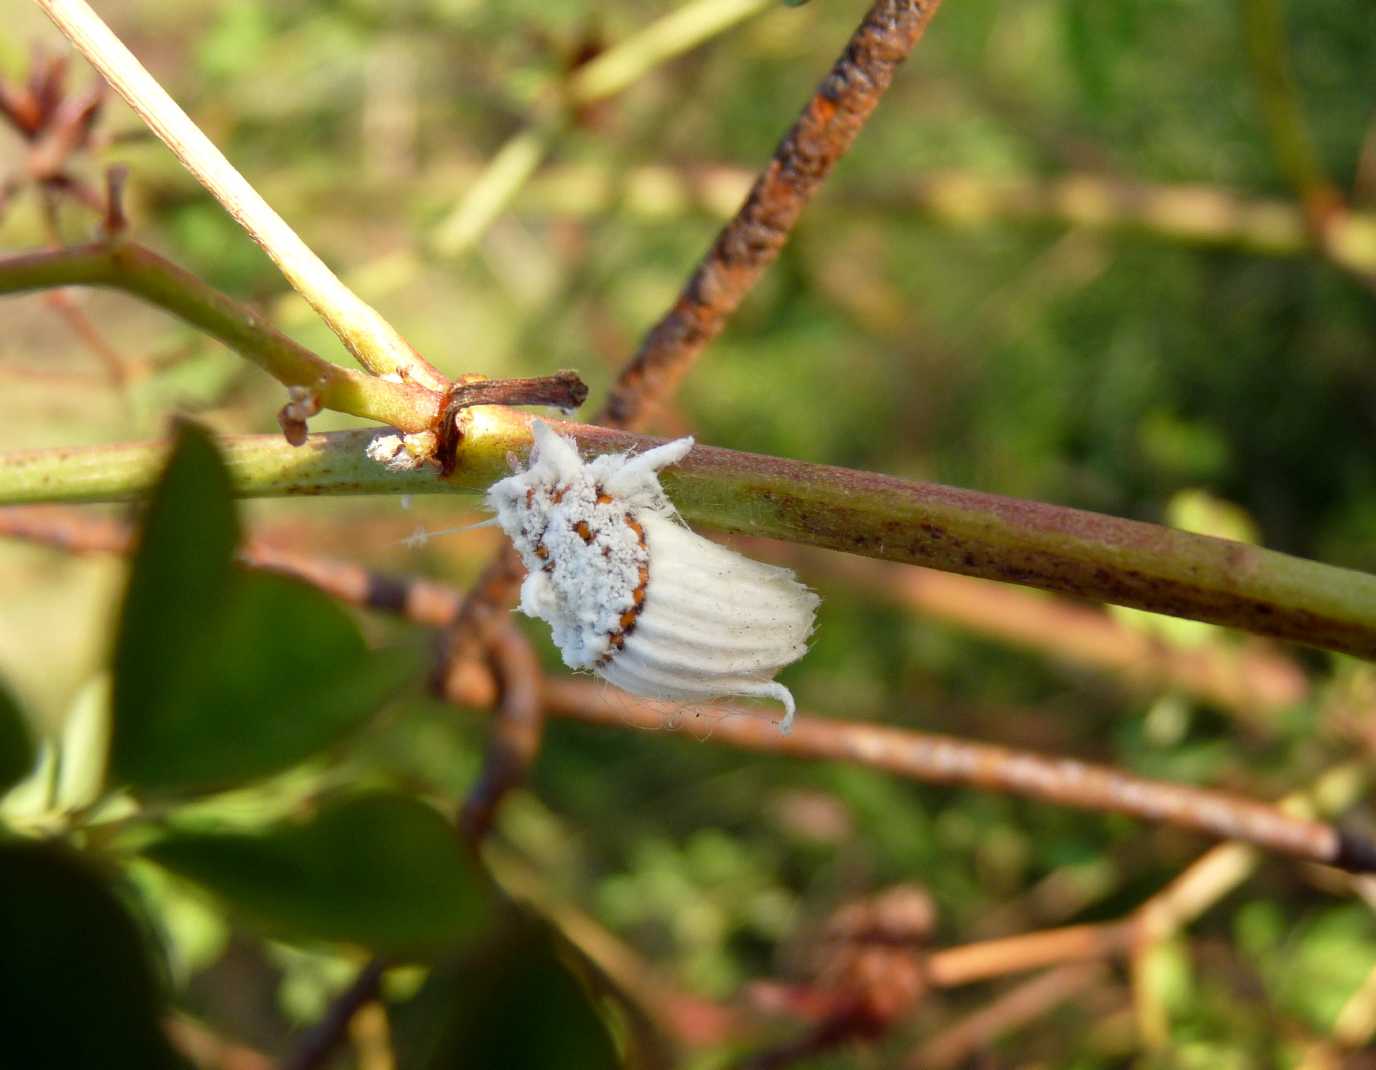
434, 370, 589, 476
277, 384, 322, 447
102, 165, 128, 237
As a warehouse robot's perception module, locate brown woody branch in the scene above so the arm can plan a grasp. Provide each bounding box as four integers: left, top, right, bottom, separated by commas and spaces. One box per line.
435, 371, 589, 476
458, 626, 545, 842
600, 0, 944, 431
280, 958, 386, 1070
534, 675, 1368, 871
906, 963, 1116, 1069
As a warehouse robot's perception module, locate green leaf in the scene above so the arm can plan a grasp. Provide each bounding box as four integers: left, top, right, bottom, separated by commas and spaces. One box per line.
54, 674, 112, 810
110, 422, 418, 794
115, 571, 421, 793
0, 840, 185, 1070
0, 676, 35, 793
113, 420, 239, 737
393, 917, 624, 1070
144, 792, 494, 953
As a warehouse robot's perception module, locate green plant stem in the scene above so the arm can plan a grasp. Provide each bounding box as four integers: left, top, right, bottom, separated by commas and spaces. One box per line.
1239, 0, 1336, 214
36, 0, 449, 390
430, 0, 775, 257
5, 411, 1376, 659
0, 242, 441, 432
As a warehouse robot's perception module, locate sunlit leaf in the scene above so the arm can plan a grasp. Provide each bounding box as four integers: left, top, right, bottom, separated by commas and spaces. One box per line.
0, 840, 185, 1070
110, 422, 419, 794
144, 792, 493, 953
54, 674, 112, 810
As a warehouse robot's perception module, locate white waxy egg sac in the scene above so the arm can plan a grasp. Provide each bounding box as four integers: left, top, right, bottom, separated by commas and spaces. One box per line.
487, 420, 820, 732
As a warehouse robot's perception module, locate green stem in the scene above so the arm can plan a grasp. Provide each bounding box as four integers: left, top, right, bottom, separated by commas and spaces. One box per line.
429, 0, 775, 258
0, 242, 441, 432
1239, 0, 1335, 213
37, 0, 449, 390
5, 411, 1376, 660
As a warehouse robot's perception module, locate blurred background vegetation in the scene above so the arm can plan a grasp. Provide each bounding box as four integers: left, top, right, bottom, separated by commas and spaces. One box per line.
3, 0, 1376, 1066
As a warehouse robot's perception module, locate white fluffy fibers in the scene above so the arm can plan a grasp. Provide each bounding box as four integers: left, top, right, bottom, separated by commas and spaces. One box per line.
486, 420, 819, 732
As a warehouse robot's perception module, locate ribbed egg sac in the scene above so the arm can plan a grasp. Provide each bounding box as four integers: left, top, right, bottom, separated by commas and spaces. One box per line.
488, 419, 820, 734
597, 512, 819, 732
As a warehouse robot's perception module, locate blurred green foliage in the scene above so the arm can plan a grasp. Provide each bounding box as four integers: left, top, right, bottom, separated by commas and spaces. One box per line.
2, 0, 1376, 1065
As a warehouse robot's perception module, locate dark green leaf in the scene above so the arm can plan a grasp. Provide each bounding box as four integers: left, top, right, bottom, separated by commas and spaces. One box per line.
0, 840, 186, 1070
144, 792, 493, 953
393, 917, 625, 1070
114, 571, 421, 792
112, 420, 239, 750
0, 677, 35, 793
110, 422, 418, 794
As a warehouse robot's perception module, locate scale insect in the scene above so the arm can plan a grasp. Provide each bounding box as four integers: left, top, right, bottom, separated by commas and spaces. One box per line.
487, 420, 820, 732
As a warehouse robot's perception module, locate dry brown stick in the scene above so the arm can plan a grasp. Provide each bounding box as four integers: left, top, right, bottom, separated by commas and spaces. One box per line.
433, 371, 589, 475
280, 958, 387, 1070
536, 676, 1376, 872
925, 922, 1133, 989
0, 506, 468, 625
908, 963, 1114, 1070
458, 625, 546, 842
600, 0, 943, 430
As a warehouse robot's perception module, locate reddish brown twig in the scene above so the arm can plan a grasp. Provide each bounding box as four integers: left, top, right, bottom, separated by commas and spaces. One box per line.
432, 552, 532, 838
537, 677, 1375, 872
600, 0, 943, 431
908, 963, 1115, 1069
280, 958, 386, 1070
458, 626, 546, 842
0, 506, 469, 625
925, 921, 1134, 988
435, 370, 589, 475
0, 49, 107, 215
